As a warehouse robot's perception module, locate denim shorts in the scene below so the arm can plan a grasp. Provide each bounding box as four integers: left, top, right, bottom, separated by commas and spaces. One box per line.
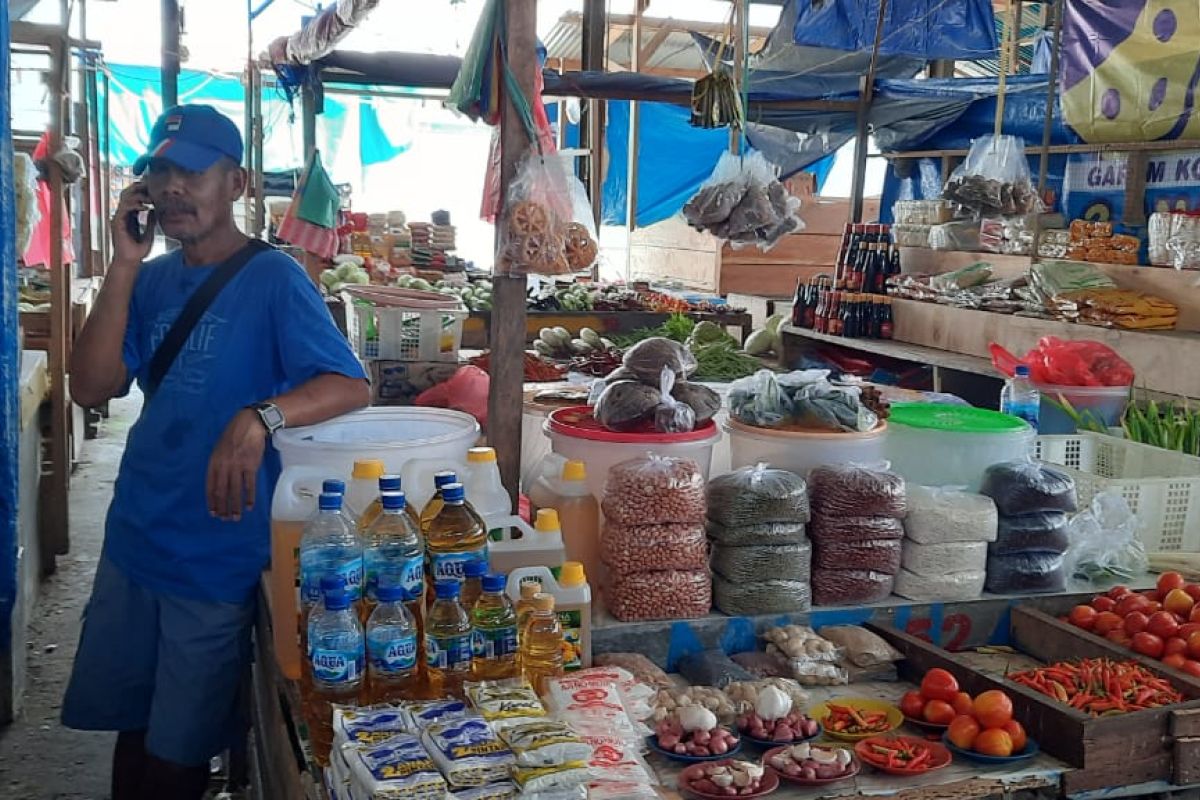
61, 556, 255, 766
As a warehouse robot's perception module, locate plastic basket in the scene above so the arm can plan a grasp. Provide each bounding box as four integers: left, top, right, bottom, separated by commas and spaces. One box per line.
1034, 433, 1200, 552
342, 286, 466, 362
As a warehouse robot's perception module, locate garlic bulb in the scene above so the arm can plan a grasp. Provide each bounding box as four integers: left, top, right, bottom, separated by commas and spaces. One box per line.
676, 704, 718, 733
811, 748, 838, 765
753, 685, 792, 721
835, 749, 852, 766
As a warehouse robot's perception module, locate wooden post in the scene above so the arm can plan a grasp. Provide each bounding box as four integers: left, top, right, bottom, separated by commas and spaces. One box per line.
730, 0, 747, 153
101, 69, 111, 265
85, 55, 108, 269
1037, 0, 1063, 195
161, 0, 180, 108
76, 79, 95, 278
580, 0, 605, 229
625, 0, 646, 234
46, 36, 71, 562
488, 0, 537, 506
301, 82, 317, 160
994, 0, 1022, 137
849, 0, 889, 223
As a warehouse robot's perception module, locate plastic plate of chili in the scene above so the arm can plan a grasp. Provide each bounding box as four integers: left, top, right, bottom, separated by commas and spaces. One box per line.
808, 698, 902, 742
854, 736, 952, 776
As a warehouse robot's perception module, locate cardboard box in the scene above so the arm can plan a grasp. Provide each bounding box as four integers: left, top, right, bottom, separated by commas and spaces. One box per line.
369, 360, 461, 406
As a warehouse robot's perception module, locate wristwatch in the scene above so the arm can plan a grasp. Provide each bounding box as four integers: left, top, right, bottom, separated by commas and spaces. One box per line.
251, 402, 286, 435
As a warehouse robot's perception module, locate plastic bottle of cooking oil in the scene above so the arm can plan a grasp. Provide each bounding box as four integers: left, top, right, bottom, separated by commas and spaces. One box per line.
307, 577, 365, 766
420, 470, 461, 530
488, 509, 565, 576
357, 474, 421, 534
366, 582, 421, 703
425, 483, 488, 584
529, 459, 602, 585
506, 564, 592, 671
514, 581, 543, 643
460, 558, 488, 613
361, 491, 426, 625
425, 579, 474, 698
345, 459, 386, 524
521, 593, 565, 694
461, 447, 512, 540
471, 574, 519, 680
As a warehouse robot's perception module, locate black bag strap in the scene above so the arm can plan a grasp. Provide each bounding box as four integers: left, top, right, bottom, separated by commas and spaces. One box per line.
146, 238, 272, 396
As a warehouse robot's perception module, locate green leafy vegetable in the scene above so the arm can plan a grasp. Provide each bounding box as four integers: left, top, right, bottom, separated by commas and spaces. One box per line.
691, 341, 762, 381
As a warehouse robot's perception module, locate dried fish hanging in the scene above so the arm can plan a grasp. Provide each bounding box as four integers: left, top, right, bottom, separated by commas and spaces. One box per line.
690, 14, 744, 130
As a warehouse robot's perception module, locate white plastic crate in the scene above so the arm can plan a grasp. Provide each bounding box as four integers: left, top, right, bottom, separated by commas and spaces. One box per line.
342, 286, 466, 362
1035, 433, 1200, 552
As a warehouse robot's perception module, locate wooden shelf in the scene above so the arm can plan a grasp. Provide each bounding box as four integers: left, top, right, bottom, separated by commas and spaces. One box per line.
781, 323, 996, 377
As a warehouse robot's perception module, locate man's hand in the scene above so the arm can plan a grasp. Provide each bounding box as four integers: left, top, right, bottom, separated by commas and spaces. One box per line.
207, 409, 268, 521
111, 181, 156, 268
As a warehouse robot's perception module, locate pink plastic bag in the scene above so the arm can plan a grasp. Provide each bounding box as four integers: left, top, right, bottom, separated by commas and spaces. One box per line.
23, 132, 75, 268
990, 336, 1133, 387
415, 365, 490, 428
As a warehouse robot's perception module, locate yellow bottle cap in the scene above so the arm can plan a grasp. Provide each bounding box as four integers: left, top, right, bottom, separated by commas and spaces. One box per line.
535, 508, 561, 533
468, 447, 497, 463
533, 593, 556, 612
520, 581, 543, 599
352, 459, 386, 479
559, 561, 587, 587
561, 460, 587, 482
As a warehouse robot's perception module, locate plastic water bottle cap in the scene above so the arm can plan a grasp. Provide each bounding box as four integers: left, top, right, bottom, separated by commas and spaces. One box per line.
381, 492, 407, 511
376, 583, 407, 603
379, 474, 402, 492
320, 576, 342, 594
318, 492, 343, 511
352, 459, 386, 480
464, 559, 488, 579
1015, 365, 1031, 377
323, 588, 352, 611
482, 573, 506, 593
520, 581, 543, 599
559, 561, 587, 588
561, 460, 587, 482
433, 471, 458, 489
535, 509, 561, 533
467, 447, 497, 463
434, 579, 461, 600
322, 479, 346, 496
442, 483, 466, 504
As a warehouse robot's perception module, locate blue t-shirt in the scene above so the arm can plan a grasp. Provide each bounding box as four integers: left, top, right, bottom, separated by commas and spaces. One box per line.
105, 247, 367, 603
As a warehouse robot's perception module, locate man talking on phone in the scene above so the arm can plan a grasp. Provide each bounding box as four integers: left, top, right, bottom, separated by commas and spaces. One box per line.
61, 104, 369, 799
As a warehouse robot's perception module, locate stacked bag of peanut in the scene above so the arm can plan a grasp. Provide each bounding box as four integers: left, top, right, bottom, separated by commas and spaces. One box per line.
980, 461, 1078, 594
705, 465, 812, 615
894, 486, 997, 601
808, 464, 907, 605
602, 455, 711, 621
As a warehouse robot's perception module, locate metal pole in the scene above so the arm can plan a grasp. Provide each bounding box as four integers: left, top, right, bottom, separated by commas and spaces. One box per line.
161, 0, 180, 108
1037, 0, 1063, 195
849, 0, 889, 224
624, 0, 646, 234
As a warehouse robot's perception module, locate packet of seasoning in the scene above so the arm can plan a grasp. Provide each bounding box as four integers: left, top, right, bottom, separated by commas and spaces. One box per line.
334, 705, 408, 748
451, 782, 518, 800
501, 719, 593, 767
403, 699, 470, 732
421, 715, 514, 788
343, 732, 448, 800
464, 679, 546, 729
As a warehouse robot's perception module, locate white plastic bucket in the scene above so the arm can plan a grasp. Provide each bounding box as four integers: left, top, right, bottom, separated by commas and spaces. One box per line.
543, 407, 722, 499
726, 418, 889, 476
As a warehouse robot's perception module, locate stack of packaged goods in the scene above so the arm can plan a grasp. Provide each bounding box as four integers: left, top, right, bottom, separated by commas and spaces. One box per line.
894, 486, 998, 601
601, 456, 711, 622
387, 210, 414, 269
807, 465, 907, 606
705, 465, 812, 615
980, 462, 1079, 594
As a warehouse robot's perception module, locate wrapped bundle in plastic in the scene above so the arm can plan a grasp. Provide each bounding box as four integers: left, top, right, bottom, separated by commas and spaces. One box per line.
902, 540, 988, 576
894, 568, 986, 601
676, 650, 756, 688
602, 522, 708, 576
707, 519, 808, 547
711, 541, 811, 584
984, 552, 1066, 594
713, 575, 811, 616
990, 512, 1070, 555
812, 569, 894, 606
809, 464, 907, 518
810, 516, 904, 543
606, 570, 711, 622
602, 455, 706, 525
706, 464, 810, 527
980, 461, 1078, 516
903, 486, 998, 544
813, 538, 901, 575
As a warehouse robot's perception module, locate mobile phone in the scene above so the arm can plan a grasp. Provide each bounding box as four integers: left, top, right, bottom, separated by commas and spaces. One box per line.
125, 183, 153, 243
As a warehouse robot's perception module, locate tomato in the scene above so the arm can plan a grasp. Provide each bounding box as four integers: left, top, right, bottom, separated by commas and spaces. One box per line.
1092, 596, 1116, 613
1165, 637, 1189, 657
1148, 611, 1181, 641
1187, 631, 1200, 660
1143, 590, 1164, 605
923, 699, 956, 725
974, 728, 1014, 757
972, 690, 1014, 729
1186, 584, 1200, 602
1106, 629, 1133, 647
947, 715, 980, 750
900, 690, 925, 719
920, 669, 960, 703
1179, 623, 1200, 640
1147, 602, 1164, 614
1123, 611, 1150, 636
951, 691, 973, 716
1158, 571, 1187, 596
1184, 660, 1200, 679
1067, 605, 1097, 631
1116, 595, 1149, 618
1108, 585, 1132, 600
1133, 632, 1166, 659
1093, 611, 1124, 635
1189, 605, 1200, 624
1002, 720, 1027, 752
1163, 653, 1189, 670
1166, 588, 1196, 617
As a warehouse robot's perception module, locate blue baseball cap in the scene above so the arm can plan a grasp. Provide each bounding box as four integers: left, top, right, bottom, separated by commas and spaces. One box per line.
132, 104, 243, 176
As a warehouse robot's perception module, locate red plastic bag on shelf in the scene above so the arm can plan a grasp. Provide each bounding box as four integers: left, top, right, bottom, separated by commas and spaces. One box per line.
415, 365, 490, 428
989, 337, 1133, 387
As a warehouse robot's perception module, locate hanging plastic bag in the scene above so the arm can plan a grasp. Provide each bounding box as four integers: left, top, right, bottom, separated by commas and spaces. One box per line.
682, 151, 804, 251
1063, 492, 1148, 583
989, 336, 1134, 387
942, 134, 1043, 218
653, 366, 696, 434
416, 366, 490, 428
496, 148, 576, 276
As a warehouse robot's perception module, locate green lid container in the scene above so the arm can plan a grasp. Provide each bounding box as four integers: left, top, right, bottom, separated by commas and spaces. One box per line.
888, 403, 1031, 435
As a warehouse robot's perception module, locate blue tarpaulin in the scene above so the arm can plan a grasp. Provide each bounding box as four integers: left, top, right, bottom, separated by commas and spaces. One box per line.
792, 0, 999, 61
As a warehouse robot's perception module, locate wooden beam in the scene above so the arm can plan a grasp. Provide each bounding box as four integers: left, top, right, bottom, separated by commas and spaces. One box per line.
1037, 0, 1063, 195
883, 138, 1200, 159
46, 39, 71, 562
850, 0, 888, 225
161, 0, 180, 107
560, 11, 774, 40
580, 0, 605, 231
489, 0, 537, 506
731, 0, 747, 153
626, 0, 647, 234
638, 25, 671, 66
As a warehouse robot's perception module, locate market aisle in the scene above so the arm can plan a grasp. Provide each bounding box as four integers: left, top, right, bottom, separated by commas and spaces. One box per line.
0, 394, 138, 799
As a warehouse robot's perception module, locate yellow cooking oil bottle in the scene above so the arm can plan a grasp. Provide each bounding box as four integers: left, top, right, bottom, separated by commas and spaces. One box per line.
424, 483, 489, 586
515, 581, 543, 641
528, 459, 602, 585
460, 559, 488, 613
471, 573, 519, 680
521, 593, 565, 694
357, 473, 420, 535
425, 579, 474, 698
420, 471, 461, 530
506, 563, 592, 671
